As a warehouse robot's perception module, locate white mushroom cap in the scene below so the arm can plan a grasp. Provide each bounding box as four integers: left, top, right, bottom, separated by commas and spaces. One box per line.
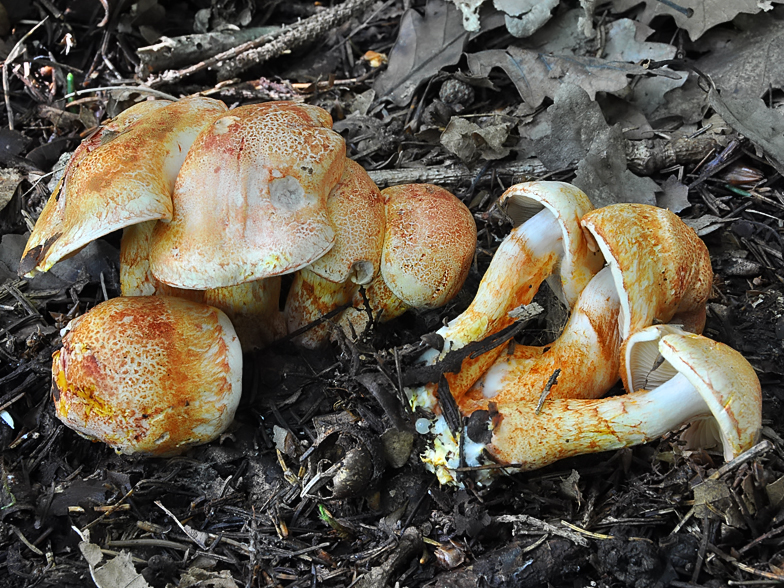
149, 102, 347, 289
20, 97, 228, 276
52, 296, 242, 456
499, 181, 604, 307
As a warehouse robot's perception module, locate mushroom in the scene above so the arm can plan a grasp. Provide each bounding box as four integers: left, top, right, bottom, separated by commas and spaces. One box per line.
149, 101, 347, 289
120, 221, 286, 351
338, 183, 477, 337
284, 159, 385, 348
480, 330, 762, 470
20, 97, 228, 276
415, 182, 603, 404
52, 296, 242, 456
453, 202, 713, 413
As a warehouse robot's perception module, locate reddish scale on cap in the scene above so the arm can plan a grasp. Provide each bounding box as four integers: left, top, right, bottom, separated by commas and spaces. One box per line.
52, 297, 242, 456
381, 184, 476, 308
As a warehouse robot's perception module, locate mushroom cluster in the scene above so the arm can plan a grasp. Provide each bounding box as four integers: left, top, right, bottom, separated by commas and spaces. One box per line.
22, 98, 476, 454
411, 181, 762, 485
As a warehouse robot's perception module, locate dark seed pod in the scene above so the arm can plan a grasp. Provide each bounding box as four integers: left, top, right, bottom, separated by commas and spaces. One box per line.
721, 163, 764, 189
439, 79, 474, 108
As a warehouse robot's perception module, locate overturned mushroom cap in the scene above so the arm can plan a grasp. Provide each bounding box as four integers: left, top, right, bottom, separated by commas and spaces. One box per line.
20, 97, 228, 276
420, 331, 761, 484
52, 296, 242, 456
581, 204, 712, 340
149, 102, 347, 289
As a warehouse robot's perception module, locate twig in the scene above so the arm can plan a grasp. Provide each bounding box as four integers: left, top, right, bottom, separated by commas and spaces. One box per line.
64, 85, 178, 101
3, 18, 49, 130
708, 440, 773, 480
495, 514, 590, 547
535, 369, 561, 415
217, 0, 375, 81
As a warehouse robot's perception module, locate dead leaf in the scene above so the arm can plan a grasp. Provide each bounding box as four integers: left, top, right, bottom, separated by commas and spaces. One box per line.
499, 0, 558, 38
528, 83, 608, 169
708, 89, 784, 175
440, 116, 513, 161
79, 541, 152, 588
467, 45, 671, 108
602, 19, 676, 62
696, 14, 784, 99
658, 175, 691, 213
173, 568, 239, 588
573, 124, 659, 209
374, 0, 503, 106
611, 0, 784, 41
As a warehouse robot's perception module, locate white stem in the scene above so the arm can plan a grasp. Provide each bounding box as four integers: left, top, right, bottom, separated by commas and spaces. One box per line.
436, 209, 563, 354
487, 373, 710, 470
465, 266, 620, 409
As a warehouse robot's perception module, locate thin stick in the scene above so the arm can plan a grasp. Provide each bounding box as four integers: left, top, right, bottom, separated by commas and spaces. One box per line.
4, 18, 49, 130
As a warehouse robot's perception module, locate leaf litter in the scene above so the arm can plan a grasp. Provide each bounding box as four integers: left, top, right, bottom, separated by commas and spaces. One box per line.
2, 0, 784, 587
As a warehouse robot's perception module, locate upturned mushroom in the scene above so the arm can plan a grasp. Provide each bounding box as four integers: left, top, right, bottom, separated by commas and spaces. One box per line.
337, 183, 477, 338
52, 296, 242, 456
420, 328, 761, 484
413, 181, 603, 405
454, 202, 713, 414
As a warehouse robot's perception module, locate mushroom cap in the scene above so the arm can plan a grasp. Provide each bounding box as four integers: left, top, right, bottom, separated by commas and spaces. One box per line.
380, 184, 476, 308
499, 181, 603, 307
52, 296, 242, 456
20, 97, 228, 276
659, 332, 762, 460
581, 204, 713, 342
120, 222, 285, 351
149, 102, 347, 289
308, 159, 385, 285
621, 323, 687, 393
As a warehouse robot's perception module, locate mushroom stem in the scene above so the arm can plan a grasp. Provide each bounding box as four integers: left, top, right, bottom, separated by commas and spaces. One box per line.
458, 266, 621, 414
463, 331, 762, 475
484, 372, 713, 471
421, 181, 601, 404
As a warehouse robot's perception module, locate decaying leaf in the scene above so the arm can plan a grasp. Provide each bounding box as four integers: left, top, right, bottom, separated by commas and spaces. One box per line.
611, 0, 784, 41
573, 124, 659, 209
440, 116, 514, 161
658, 175, 691, 213
497, 0, 558, 38
79, 539, 152, 588
467, 45, 673, 109
374, 0, 503, 106
709, 90, 784, 175
696, 15, 784, 99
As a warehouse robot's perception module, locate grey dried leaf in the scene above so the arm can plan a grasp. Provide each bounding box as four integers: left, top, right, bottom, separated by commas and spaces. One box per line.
696, 15, 784, 99
611, 0, 784, 41
374, 0, 503, 106
709, 90, 784, 175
